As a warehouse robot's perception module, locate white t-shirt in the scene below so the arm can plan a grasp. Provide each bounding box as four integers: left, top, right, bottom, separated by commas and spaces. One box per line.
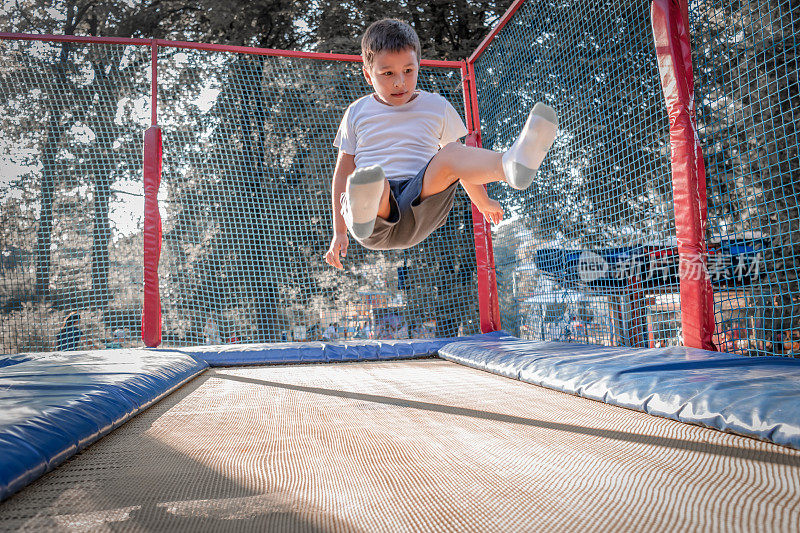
334, 90, 468, 180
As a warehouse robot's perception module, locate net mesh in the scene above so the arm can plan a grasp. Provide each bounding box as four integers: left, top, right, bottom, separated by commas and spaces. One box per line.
4, 0, 797, 354
156, 50, 477, 346
472, 1, 678, 347
0, 40, 149, 353
691, 0, 800, 356
0, 40, 477, 352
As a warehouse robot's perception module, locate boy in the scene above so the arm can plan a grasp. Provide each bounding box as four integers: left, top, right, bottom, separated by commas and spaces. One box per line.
325, 19, 557, 269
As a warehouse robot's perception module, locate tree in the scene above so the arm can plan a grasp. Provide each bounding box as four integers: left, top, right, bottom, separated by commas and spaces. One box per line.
311, 0, 515, 60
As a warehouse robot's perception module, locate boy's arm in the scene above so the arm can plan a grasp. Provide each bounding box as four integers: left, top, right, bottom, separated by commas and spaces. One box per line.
325, 150, 356, 269
331, 150, 355, 234
460, 180, 489, 208
460, 181, 504, 225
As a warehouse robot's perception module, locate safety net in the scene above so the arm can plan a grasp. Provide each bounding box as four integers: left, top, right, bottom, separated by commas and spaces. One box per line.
471, 1, 677, 348
3, 0, 799, 356
0, 38, 478, 353
471, 0, 800, 355
690, 0, 800, 356
156, 50, 476, 346
0, 40, 150, 354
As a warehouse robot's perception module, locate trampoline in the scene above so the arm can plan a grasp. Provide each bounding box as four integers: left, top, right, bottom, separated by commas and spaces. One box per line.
2, 338, 800, 531
3, 0, 800, 530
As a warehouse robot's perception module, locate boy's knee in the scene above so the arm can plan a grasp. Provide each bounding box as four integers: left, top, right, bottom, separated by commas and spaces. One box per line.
432, 142, 464, 176
440, 141, 464, 160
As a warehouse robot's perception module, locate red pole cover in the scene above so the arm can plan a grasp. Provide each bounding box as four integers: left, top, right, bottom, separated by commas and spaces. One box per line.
651, 0, 716, 350
142, 126, 163, 347
463, 62, 501, 333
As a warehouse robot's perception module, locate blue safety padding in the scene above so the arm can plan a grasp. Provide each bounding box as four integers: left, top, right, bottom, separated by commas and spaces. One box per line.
439, 336, 800, 449
0, 355, 31, 369
176, 332, 508, 367
0, 349, 207, 501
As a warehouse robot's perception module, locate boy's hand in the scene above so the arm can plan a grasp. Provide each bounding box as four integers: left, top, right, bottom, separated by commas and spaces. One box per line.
479, 199, 504, 225
325, 232, 349, 269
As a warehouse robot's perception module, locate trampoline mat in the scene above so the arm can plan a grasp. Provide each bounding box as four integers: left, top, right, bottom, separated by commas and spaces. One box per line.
1, 359, 799, 532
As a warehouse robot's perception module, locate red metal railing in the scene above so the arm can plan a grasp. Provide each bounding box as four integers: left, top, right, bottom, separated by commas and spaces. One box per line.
461, 59, 501, 333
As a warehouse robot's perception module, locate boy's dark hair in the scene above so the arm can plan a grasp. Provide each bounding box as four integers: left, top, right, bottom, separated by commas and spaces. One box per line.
361, 19, 421, 69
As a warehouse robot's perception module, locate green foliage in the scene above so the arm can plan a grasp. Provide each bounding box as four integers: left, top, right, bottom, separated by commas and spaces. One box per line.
311, 0, 516, 60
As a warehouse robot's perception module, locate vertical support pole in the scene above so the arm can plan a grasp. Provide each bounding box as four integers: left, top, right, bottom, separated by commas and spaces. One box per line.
651, 0, 716, 350
142, 42, 162, 347
150, 41, 158, 127
462, 61, 501, 333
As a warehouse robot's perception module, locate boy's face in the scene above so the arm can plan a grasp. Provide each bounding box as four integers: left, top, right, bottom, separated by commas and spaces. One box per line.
363, 48, 419, 106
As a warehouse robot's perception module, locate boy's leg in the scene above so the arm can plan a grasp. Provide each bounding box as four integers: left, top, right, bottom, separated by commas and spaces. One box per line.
343, 165, 389, 239
376, 179, 392, 219
421, 143, 503, 199
421, 102, 558, 198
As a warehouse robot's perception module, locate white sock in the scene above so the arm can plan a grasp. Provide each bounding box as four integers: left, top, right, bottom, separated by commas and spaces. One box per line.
501, 102, 558, 190
341, 165, 385, 239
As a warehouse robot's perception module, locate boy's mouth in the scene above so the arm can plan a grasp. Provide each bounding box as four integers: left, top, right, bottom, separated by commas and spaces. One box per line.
391, 91, 407, 98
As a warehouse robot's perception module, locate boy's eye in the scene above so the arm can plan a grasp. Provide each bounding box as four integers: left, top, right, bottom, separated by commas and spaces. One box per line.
382, 71, 392, 76
405, 68, 414, 74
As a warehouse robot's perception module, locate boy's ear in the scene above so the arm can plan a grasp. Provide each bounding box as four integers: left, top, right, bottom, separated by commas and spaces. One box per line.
362, 64, 373, 86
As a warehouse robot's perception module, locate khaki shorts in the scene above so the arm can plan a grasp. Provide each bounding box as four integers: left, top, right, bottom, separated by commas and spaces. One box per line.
356, 160, 458, 250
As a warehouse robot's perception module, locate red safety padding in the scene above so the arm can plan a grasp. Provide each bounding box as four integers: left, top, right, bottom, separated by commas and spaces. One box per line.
465, 132, 502, 334
463, 57, 501, 334
651, 0, 716, 351
142, 126, 162, 347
